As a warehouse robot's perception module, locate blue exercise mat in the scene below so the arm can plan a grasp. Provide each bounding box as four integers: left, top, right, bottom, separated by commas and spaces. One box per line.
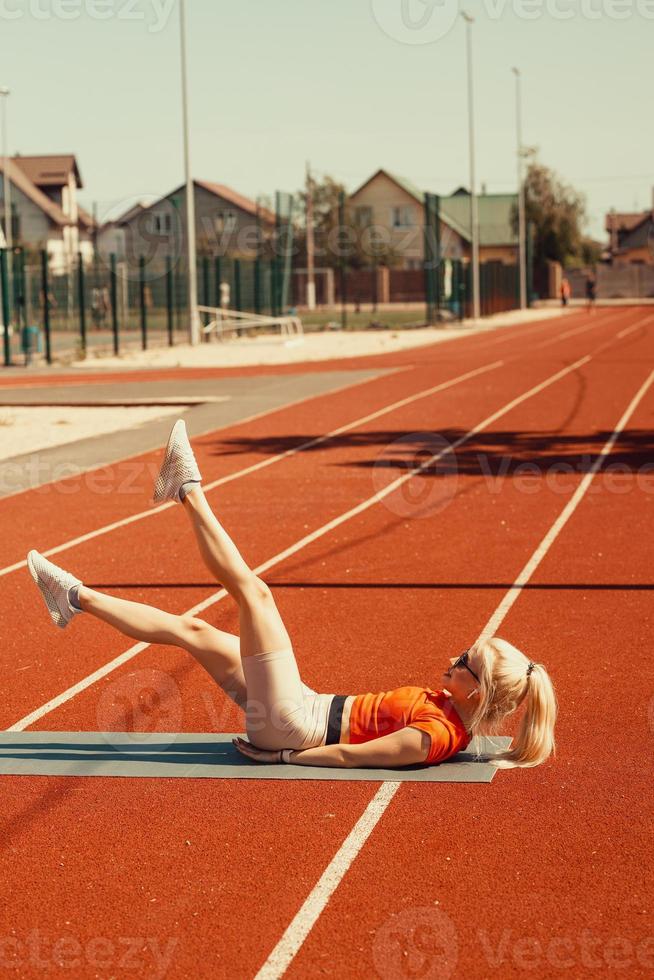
0, 732, 512, 782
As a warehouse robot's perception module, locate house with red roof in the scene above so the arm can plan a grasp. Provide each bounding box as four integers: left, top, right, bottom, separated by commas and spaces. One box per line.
113, 180, 276, 270
0, 154, 94, 271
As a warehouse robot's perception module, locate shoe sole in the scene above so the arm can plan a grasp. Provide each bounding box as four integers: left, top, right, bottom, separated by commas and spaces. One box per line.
152, 419, 185, 503
153, 419, 200, 504
27, 552, 69, 629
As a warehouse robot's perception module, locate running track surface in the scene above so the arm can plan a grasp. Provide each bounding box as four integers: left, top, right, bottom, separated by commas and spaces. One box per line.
1, 308, 652, 979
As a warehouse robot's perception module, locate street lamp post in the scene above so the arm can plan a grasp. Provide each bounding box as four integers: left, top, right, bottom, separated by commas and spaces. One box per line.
461, 12, 480, 322
179, 0, 200, 346
512, 67, 527, 310
0, 87, 11, 249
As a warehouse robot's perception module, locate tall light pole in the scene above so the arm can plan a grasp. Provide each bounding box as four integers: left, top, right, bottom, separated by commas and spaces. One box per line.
461, 12, 480, 322
0, 87, 11, 249
512, 67, 527, 310
179, 0, 200, 345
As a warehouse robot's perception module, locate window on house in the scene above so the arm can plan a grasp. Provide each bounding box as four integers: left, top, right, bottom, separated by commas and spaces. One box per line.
152, 213, 172, 234
1, 210, 20, 242
214, 210, 237, 234
391, 206, 413, 228
354, 206, 373, 228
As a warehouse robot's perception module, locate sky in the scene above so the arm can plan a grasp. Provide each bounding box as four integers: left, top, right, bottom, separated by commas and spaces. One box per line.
0, 0, 651, 239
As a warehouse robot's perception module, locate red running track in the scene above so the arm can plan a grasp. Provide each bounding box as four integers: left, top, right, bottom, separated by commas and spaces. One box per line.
0, 307, 652, 979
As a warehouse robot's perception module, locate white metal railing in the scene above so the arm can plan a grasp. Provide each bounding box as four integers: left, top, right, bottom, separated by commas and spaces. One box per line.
197, 306, 304, 343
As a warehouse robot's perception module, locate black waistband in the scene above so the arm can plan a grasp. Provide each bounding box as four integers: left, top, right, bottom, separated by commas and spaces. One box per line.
326, 695, 348, 745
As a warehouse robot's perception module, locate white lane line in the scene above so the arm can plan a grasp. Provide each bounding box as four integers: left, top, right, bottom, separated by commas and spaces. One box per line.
0, 307, 628, 577
459, 311, 578, 348
481, 366, 654, 639
617, 321, 647, 340
0, 370, 396, 507
255, 783, 399, 980
254, 363, 654, 980
0, 361, 503, 580
535, 310, 622, 347
7, 352, 589, 732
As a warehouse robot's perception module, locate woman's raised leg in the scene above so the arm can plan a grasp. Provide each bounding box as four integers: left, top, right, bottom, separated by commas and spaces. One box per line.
181, 486, 291, 659
151, 420, 312, 748
78, 586, 247, 708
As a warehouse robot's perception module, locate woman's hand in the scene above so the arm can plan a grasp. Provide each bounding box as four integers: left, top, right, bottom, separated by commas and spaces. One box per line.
232, 736, 282, 764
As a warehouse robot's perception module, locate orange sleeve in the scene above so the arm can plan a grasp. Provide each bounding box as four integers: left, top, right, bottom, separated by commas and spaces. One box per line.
408, 713, 456, 765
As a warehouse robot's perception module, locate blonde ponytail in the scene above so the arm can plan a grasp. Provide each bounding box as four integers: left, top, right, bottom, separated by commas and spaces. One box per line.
493, 663, 557, 768
467, 637, 558, 769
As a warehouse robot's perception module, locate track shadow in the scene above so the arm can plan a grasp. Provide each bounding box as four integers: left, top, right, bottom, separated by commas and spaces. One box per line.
205, 428, 654, 475
0, 740, 241, 767
87, 581, 654, 592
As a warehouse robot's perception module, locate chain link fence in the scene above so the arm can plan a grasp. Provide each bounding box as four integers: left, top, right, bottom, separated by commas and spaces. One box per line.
0, 247, 291, 366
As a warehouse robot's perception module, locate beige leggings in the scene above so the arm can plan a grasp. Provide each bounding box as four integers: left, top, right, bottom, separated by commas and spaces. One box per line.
242, 648, 336, 751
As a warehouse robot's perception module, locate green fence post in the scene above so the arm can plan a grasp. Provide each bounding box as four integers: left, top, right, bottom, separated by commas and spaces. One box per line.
338, 190, 347, 329
372, 258, 378, 313
139, 256, 147, 350
254, 258, 261, 314
269, 259, 276, 316
77, 252, 87, 356
234, 259, 242, 311
110, 253, 120, 355
202, 255, 210, 309
423, 194, 441, 324
459, 262, 468, 321
166, 256, 174, 346
526, 222, 534, 306
40, 250, 52, 364
218, 255, 223, 309
14, 249, 28, 345
0, 249, 12, 366
423, 194, 434, 325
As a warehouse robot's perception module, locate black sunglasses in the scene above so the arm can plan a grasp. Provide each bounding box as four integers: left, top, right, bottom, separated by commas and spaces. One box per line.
447, 650, 481, 685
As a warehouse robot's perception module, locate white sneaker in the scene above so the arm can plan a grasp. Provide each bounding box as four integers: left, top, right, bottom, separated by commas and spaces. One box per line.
153, 419, 202, 503
27, 550, 82, 629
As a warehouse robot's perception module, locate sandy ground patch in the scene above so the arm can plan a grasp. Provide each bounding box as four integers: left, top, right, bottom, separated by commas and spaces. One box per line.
0, 406, 181, 461
70, 307, 572, 371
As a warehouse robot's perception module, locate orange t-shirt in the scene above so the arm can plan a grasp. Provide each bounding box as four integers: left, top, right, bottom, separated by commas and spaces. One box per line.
348, 687, 470, 765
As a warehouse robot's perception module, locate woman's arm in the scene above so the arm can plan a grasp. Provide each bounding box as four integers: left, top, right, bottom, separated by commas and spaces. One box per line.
232, 728, 430, 768
288, 727, 430, 768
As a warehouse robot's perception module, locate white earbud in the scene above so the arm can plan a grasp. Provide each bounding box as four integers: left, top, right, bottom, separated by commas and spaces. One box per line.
467, 689, 479, 699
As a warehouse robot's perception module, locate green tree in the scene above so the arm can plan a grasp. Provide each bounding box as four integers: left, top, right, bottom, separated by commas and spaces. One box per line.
295, 174, 399, 270
517, 153, 590, 269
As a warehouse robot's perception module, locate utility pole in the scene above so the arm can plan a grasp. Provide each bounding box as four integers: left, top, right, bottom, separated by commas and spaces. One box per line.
305, 161, 316, 310
179, 0, 200, 345
512, 67, 527, 309
462, 13, 480, 322
338, 190, 347, 329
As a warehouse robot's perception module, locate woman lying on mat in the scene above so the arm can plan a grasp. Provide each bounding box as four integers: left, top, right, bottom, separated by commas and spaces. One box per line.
27, 421, 557, 771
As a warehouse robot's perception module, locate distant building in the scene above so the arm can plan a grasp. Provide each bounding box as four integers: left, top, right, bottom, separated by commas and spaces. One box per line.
0, 154, 94, 271
348, 168, 519, 269
112, 181, 276, 270
606, 203, 653, 265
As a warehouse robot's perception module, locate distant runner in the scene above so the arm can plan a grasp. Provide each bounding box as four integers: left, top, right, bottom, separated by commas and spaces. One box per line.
560, 276, 571, 307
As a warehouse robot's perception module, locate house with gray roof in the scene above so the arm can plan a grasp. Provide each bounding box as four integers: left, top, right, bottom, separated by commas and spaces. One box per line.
348, 168, 518, 269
